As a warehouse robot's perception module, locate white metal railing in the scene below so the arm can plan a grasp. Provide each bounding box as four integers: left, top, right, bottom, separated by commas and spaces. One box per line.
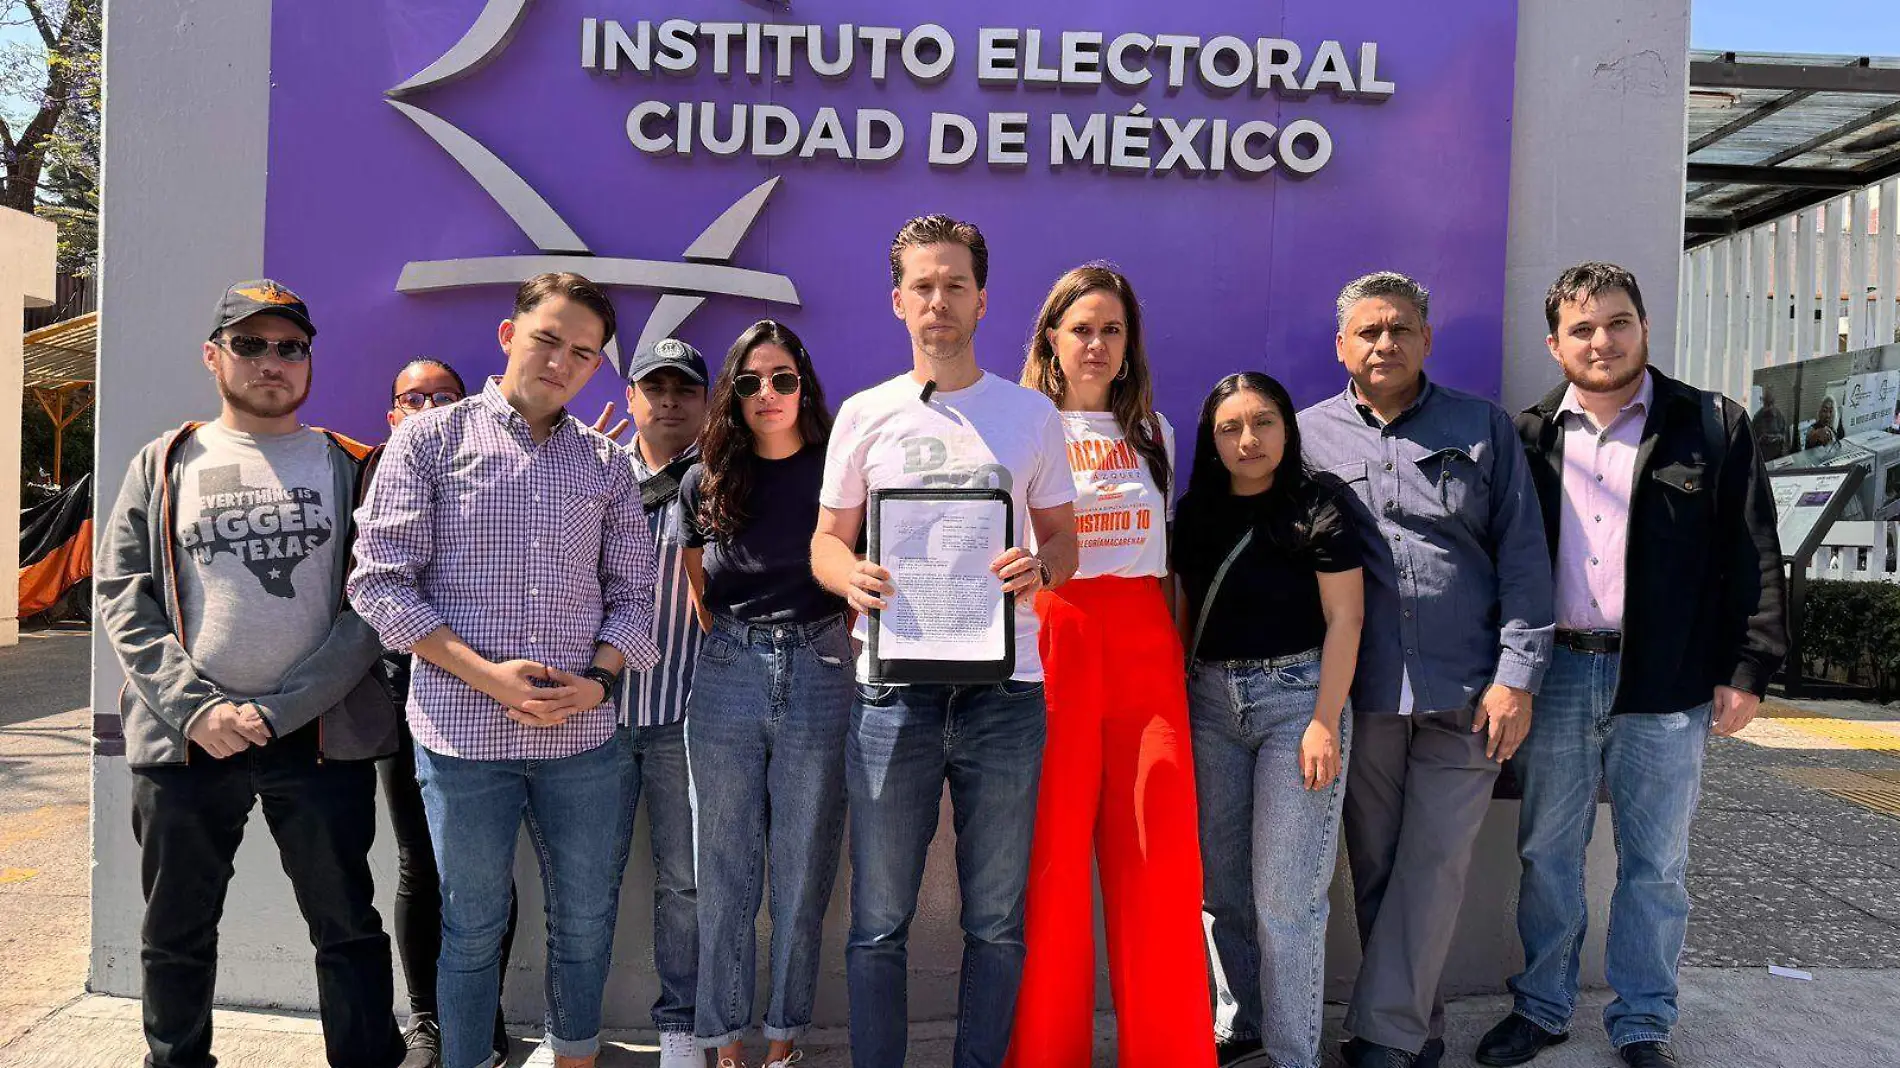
1679, 177, 1900, 402
1809, 520, 1899, 582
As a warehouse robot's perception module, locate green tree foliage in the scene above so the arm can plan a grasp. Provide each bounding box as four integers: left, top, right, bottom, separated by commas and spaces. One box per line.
1, 0, 99, 273
1800, 579, 1900, 697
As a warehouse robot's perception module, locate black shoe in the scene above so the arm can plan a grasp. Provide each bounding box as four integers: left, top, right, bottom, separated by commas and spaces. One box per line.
1619, 1041, 1680, 1068
1349, 1041, 1417, 1068
400, 1015, 441, 1068
1344, 1036, 1439, 1068
1475, 1014, 1569, 1066
1215, 1035, 1263, 1066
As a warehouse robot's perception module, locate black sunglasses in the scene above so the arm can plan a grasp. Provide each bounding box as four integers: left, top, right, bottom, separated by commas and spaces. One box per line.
221, 334, 312, 363
734, 371, 801, 399
394, 390, 464, 412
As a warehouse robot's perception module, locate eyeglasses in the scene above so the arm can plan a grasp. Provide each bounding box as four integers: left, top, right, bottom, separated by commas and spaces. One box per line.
394, 390, 464, 412
220, 334, 312, 363
734, 371, 801, 399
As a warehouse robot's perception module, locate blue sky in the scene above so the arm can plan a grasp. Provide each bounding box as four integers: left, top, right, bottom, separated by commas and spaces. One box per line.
1693, 0, 1900, 55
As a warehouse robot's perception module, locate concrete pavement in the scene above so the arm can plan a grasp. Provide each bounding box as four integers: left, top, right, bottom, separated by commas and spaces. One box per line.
0, 626, 92, 1052
3, 625, 1897, 1065
3, 969, 1897, 1066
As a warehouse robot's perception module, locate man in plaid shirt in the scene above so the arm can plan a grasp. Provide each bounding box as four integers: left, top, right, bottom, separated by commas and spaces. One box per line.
350, 273, 659, 1068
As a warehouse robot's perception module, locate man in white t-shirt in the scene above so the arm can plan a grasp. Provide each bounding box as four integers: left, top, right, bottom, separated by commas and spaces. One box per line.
812, 215, 1078, 1068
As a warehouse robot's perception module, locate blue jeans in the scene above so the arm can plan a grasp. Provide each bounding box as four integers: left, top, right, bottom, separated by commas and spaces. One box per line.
687, 616, 853, 1047
414, 731, 635, 1068
1508, 647, 1711, 1048
846, 679, 1047, 1068
1190, 654, 1351, 1068
629, 720, 699, 1035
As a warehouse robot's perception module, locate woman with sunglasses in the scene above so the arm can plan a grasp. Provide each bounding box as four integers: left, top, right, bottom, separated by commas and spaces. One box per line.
1175, 372, 1363, 1068
681, 321, 848, 1068
1006, 264, 1216, 1068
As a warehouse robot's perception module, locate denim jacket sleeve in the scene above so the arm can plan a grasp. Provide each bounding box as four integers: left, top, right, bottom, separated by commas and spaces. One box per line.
1485, 404, 1555, 693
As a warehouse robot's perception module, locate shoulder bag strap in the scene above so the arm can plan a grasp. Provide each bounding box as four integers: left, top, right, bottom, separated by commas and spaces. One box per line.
1187, 527, 1255, 665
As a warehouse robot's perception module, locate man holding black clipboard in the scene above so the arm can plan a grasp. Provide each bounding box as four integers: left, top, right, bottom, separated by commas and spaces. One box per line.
812, 215, 1078, 1068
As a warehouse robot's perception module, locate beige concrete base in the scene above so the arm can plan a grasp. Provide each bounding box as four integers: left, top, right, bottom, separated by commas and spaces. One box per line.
0, 206, 58, 648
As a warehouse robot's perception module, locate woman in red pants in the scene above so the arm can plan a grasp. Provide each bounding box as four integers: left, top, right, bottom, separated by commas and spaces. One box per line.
1006, 263, 1217, 1068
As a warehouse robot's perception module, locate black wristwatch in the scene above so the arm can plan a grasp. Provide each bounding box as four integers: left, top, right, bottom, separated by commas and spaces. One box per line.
1035, 557, 1053, 587
580, 665, 621, 697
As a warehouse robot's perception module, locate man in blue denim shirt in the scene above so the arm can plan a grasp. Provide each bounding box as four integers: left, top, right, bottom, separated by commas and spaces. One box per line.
1300, 272, 1555, 1068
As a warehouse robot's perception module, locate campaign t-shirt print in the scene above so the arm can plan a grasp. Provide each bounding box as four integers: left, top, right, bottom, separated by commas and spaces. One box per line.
178, 464, 333, 598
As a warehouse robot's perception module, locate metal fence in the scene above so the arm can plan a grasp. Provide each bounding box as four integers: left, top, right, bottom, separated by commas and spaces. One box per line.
1677, 176, 1900, 403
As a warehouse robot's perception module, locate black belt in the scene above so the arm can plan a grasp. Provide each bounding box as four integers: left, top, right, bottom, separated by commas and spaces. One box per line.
1555, 629, 1621, 654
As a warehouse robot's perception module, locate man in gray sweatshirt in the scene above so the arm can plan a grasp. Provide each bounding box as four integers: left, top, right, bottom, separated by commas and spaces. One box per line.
96, 280, 404, 1068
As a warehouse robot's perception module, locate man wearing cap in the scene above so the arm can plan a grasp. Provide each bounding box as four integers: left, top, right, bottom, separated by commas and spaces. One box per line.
97, 280, 405, 1068
608, 337, 710, 1068
349, 272, 659, 1068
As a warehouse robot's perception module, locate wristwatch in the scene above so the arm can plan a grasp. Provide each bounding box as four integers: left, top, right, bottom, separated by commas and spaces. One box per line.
1035, 557, 1053, 587
580, 665, 621, 697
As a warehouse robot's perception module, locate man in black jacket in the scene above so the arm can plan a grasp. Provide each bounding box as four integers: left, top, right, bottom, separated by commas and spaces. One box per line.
1475, 263, 1787, 1068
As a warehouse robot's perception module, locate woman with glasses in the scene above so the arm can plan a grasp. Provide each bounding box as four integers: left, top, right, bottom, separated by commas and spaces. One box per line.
1175, 372, 1363, 1068
389, 360, 467, 419
682, 321, 848, 1068
1006, 264, 1216, 1068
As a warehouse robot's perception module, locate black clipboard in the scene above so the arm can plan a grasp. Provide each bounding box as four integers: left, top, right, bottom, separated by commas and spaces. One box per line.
866, 487, 1016, 684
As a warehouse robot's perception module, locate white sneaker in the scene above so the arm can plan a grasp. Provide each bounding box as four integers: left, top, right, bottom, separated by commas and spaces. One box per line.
520, 1040, 557, 1067
659, 1032, 700, 1068
764, 1050, 803, 1068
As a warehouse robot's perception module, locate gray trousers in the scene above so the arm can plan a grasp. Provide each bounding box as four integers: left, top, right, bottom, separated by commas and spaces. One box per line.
1342, 707, 1499, 1053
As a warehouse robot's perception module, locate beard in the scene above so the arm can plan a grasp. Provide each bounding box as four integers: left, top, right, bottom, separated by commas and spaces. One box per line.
916, 325, 973, 362
217, 364, 310, 420
1565, 341, 1648, 394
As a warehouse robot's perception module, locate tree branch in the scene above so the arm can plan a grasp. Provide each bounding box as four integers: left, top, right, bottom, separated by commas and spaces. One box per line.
20, 0, 58, 50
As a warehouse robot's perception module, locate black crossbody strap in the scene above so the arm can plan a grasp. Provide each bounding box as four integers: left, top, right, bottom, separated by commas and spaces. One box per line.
1188, 528, 1255, 665
640, 455, 697, 513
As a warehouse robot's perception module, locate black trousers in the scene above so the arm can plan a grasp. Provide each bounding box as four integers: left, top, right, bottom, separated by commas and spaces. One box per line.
380, 717, 517, 1043
131, 725, 403, 1068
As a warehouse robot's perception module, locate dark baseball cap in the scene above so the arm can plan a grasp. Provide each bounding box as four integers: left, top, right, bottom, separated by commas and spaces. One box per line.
210, 279, 317, 340
627, 338, 707, 385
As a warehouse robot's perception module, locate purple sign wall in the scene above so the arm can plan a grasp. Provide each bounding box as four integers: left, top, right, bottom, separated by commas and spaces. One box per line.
266, 0, 1517, 445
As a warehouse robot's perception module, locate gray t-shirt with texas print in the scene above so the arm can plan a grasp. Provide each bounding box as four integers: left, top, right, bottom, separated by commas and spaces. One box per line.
174, 423, 337, 698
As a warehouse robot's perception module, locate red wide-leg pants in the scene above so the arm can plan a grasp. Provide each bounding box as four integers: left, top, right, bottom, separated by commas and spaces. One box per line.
1005, 575, 1217, 1068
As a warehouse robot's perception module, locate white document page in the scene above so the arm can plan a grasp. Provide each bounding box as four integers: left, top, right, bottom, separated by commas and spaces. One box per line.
875, 497, 1009, 662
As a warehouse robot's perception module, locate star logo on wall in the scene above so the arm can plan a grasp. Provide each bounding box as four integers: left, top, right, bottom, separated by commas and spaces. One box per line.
386, 0, 800, 372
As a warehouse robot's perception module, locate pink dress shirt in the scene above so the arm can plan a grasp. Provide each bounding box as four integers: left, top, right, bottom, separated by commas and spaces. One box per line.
1555, 373, 1653, 632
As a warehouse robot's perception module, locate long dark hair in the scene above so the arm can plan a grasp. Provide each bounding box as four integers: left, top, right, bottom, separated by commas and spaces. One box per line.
1182, 372, 1318, 549
696, 320, 833, 541
1019, 263, 1170, 497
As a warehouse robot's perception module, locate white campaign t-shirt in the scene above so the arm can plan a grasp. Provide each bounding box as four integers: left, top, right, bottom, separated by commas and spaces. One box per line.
821, 371, 1076, 681
1061, 410, 1175, 580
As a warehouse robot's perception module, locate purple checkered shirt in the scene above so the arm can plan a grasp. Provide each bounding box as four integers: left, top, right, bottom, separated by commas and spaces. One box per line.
348, 378, 659, 760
